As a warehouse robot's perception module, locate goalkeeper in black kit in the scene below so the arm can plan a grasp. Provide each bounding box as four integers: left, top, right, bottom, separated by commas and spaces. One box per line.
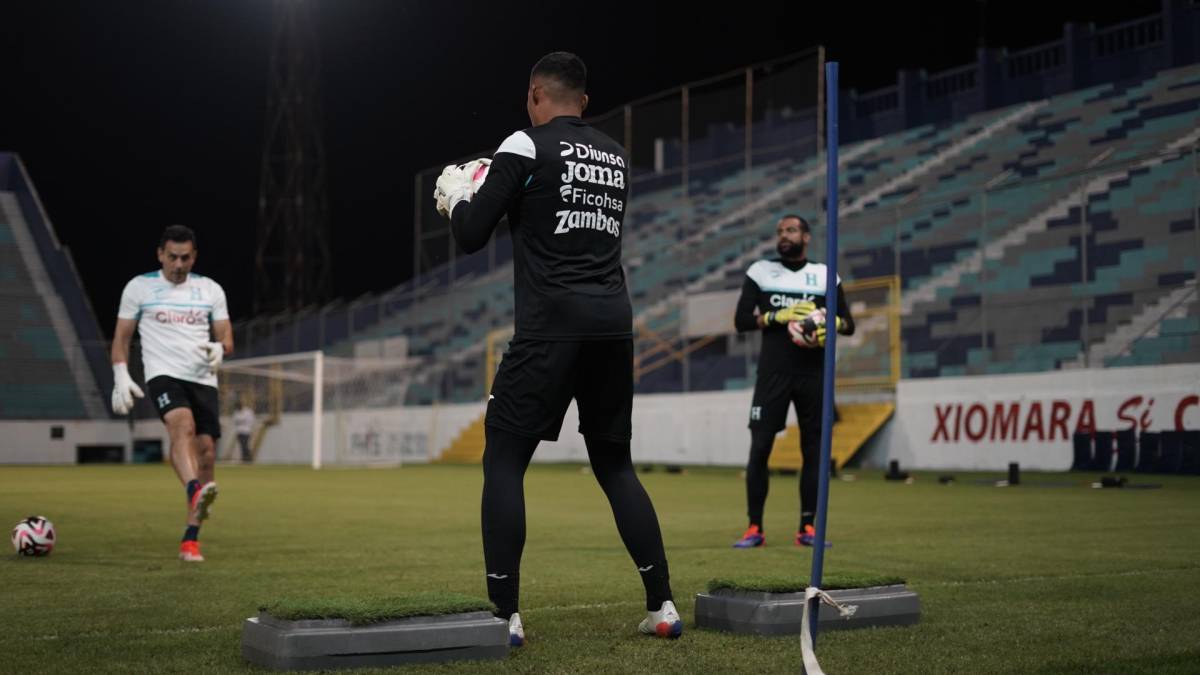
731, 215, 854, 549
434, 52, 679, 646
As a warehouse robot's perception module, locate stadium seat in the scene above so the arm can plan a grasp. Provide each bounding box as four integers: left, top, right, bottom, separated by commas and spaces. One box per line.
240, 63, 1200, 395
0, 189, 96, 419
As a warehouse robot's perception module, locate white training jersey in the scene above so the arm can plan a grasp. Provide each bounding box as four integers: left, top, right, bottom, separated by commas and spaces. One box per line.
117, 271, 229, 387
232, 408, 255, 435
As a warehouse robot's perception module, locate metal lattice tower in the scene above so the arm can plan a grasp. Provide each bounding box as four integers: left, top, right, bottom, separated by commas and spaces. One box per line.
254, 0, 332, 314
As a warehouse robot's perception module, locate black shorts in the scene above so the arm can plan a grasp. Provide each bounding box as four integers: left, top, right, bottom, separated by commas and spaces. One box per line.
147, 376, 222, 438
486, 339, 633, 442
748, 371, 823, 433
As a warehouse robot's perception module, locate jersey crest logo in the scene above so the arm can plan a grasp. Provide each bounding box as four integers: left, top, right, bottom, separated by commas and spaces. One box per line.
191, 287, 202, 301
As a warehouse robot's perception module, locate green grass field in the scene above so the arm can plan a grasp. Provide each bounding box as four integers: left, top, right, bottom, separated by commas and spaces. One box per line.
3, 463, 1199, 674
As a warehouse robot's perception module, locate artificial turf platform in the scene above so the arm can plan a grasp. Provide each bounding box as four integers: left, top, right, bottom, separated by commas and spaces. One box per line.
246, 592, 506, 669
706, 573, 907, 594
260, 592, 495, 625
3, 463, 1199, 673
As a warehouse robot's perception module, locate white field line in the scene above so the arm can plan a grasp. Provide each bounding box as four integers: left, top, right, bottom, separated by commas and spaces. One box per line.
922, 565, 1200, 588
26, 623, 238, 642
13, 565, 1198, 642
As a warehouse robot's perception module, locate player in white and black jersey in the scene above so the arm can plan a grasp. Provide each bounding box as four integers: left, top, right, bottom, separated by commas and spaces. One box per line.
731, 215, 854, 549
435, 52, 680, 645
110, 225, 232, 562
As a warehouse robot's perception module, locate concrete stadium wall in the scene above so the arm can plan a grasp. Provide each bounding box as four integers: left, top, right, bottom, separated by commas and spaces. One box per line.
0, 391, 771, 467
0, 420, 134, 463
3, 364, 1194, 469
538, 389, 759, 466
243, 402, 484, 466
887, 364, 1200, 471
213, 390, 765, 467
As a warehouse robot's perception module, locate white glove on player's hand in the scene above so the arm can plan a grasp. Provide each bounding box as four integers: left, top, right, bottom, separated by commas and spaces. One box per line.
460, 157, 491, 188
202, 341, 224, 372
433, 163, 475, 218
111, 362, 144, 415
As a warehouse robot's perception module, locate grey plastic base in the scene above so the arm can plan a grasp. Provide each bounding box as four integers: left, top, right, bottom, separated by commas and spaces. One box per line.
694, 584, 920, 636
242, 611, 509, 670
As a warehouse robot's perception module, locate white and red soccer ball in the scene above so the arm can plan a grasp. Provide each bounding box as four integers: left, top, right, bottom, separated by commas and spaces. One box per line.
788, 307, 826, 348
11, 516, 56, 557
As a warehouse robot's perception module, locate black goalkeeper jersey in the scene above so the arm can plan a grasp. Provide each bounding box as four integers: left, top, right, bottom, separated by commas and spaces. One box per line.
450, 115, 631, 340
734, 258, 855, 375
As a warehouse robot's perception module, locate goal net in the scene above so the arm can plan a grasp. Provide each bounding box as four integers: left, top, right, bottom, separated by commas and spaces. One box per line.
217, 351, 433, 468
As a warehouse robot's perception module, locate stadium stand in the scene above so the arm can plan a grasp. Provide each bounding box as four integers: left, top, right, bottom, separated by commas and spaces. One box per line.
236, 5, 1199, 406
0, 155, 107, 419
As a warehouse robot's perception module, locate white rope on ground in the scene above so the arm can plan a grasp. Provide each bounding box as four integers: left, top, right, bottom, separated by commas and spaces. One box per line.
800, 587, 858, 675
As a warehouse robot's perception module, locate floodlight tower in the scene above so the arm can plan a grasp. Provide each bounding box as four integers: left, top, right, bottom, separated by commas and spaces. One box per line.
254, 0, 332, 314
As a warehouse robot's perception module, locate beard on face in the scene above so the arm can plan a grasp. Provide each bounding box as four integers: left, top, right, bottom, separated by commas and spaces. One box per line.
777, 239, 804, 258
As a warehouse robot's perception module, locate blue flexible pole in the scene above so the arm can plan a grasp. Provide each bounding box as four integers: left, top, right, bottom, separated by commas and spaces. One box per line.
807, 59, 839, 647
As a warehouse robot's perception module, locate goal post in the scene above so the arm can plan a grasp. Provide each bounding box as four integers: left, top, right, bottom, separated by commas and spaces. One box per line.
218, 350, 422, 468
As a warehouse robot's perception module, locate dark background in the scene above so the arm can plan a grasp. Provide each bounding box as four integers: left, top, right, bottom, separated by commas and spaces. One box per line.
0, 0, 1162, 332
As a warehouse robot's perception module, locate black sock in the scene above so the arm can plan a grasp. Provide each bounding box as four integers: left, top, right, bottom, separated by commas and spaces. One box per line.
746, 429, 776, 530
480, 428, 539, 620
182, 525, 200, 542
486, 572, 520, 620
186, 479, 201, 502
584, 436, 674, 612
636, 560, 673, 612
799, 411, 821, 534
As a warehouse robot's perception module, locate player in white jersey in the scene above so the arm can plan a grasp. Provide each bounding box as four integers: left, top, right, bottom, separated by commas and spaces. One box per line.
731, 215, 854, 549
110, 225, 233, 562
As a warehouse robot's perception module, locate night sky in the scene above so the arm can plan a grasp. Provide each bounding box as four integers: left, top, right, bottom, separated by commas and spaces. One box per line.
1, 1, 1160, 334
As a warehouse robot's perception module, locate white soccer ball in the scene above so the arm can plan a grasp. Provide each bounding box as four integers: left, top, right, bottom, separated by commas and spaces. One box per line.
12, 516, 56, 557
788, 308, 826, 348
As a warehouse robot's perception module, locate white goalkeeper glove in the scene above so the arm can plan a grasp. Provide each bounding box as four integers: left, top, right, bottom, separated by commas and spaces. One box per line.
201, 341, 224, 373
460, 157, 491, 188
434, 158, 490, 217
434, 164, 475, 218
111, 362, 144, 415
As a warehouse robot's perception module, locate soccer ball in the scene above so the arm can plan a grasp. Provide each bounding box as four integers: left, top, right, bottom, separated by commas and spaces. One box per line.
12, 516, 56, 557
788, 308, 826, 348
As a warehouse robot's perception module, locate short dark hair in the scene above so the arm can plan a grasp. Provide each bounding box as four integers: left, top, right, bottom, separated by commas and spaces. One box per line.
531, 51, 587, 95
159, 224, 196, 249
781, 214, 811, 233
